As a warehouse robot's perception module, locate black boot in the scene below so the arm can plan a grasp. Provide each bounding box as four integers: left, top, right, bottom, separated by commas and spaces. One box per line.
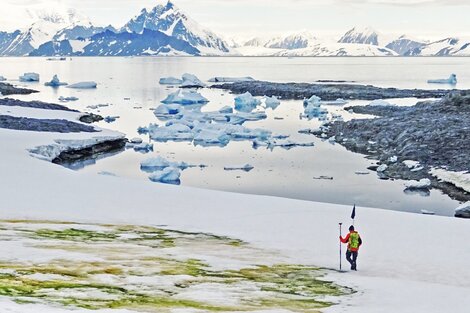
352, 262, 357, 271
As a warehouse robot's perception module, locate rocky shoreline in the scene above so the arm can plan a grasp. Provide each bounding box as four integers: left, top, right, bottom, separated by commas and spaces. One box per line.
316, 92, 470, 204
52, 138, 127, 165
213, 81, 462, 101
0, 83, 38, 96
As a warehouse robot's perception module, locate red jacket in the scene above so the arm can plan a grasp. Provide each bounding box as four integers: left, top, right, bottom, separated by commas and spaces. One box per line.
340, 231, 362, 252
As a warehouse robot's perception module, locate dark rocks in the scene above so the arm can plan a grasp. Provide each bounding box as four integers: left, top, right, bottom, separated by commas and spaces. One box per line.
320, 91, 470, 202
79, 113, 104, 124
52, 138, 127, 164
0, 83, 38, 96
213, 81, 461, 101
0, 115, 97, 133
0, 98, 77, 112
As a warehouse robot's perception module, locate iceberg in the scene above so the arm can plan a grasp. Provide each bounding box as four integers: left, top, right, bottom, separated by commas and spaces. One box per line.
404, 178, 431, 190
44, 75, 68, 87
130, 137, 143, 144
403, 160, 423, 172
208, 77, 255, 83
427, 74, 457, 85
194, 129, 231, 147
455, 202, 470, 218
264, 96, 281, 110
219, 106, 234, 114
59, 96, 79, 102
234, 92, 261, 112
141, 156, 191, 172
148, 167, 181, 185
161, 90, 209, 105
303, 95, 321, 107
321, 98, 348, 105
19, 72, 40, 82
0, 75, 6, 81
181, 73, 206, 88
67, 81, 98, 89
159, 77, 183, 85
224, 164, 254, 172
132, 142, 153, 153
368, 99, 396, 107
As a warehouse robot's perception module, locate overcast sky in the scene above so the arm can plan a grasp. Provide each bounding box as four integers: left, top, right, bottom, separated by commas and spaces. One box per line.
2, 0, 470, 40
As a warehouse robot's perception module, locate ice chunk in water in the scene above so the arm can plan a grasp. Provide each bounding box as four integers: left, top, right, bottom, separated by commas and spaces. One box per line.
159, 77, 183, 85
162, 90, 209, 105
181, 73, 206, 88
149, 167, 181, 185
44, 75, 67, 87
67, 81, 97, 89
427, 74, 457, 85
0, 75, 6, 81
19, 72, 39, 82
58, 96, 79, 102
404, 179, 431, 190
224, 164, 254, 172
264, 96, 281, 110
234, 92, 261, 112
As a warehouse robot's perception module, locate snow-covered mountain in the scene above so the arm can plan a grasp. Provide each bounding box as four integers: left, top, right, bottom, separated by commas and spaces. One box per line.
0, 7, 105, 56
385, 35, 426, 55
406, 37, 470, 56
120, 0, 229, 55
338, 27, 380, 46
0, 2, 468, 57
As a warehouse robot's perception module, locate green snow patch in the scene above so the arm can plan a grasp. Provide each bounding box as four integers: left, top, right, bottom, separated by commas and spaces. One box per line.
0, 220, 352, 312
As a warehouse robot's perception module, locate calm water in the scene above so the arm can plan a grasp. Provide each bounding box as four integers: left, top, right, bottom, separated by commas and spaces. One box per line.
1, 57, 469, 216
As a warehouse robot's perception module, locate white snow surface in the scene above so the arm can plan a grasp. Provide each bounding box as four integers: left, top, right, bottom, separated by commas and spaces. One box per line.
0, 105, 470, 312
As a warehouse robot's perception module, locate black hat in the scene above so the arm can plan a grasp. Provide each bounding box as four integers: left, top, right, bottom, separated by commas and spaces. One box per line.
349, 225, 355, 231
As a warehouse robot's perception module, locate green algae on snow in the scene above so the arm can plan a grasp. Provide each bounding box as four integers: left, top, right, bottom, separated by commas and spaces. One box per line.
0, 220, 352, 312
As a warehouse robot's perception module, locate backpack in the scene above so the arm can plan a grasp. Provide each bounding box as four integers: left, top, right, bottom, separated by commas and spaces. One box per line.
349, 232, 362, 249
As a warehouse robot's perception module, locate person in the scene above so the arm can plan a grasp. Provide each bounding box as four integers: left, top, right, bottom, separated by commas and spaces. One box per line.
340, 225, 362, 271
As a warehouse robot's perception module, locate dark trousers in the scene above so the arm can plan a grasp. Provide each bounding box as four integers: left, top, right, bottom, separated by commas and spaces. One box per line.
346, 250, 358, 269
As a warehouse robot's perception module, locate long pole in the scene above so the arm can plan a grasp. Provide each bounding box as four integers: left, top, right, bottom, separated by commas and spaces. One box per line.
339, 222, 342, 271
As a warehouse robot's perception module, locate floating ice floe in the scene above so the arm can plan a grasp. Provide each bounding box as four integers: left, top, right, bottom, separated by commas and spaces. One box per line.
302, 95, 328, 119
224, 164, 254, 172
264, 96, 281, 110
368, 99, 396, 107
181, 73, 206, 88
159, 77, 183, 85
141, 156, 190, 172
455, 202, 470, 218
67, 81, 97, 89
355, 171, 370, 175
208, 77, 255, 83
44, 75, 67, 87
253, 139, 314, 150
130, 137, 143, 144
162, 89, 209, 105
19, 72, 39, 82
235, 92, 262, 112
59, 96, 79, 102
427, 74, 457, 85
0, 75, 6, 81
130, 142, 153, 153
87, 104, 109, 109
321, 98, 348, 105
149, 167, 181, 185
421, 209, 435, 215
98, 171, 117, 177
404, 178, 431, 190
104, 116, 119, 123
